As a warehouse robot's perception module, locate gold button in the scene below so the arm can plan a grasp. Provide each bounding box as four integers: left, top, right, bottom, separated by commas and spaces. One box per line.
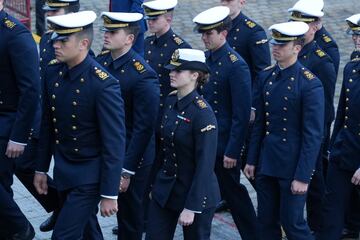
55, 83, 59, 87
52, 94, 56, 99
284, 96, 288, 101
283, 118, 287, 122
215, 71, 219, 75
174, 163, 178, 167
345, 116, 348, 120
74, 148, 79, 152
266, 121, 270, 126
59, 71, 62, 76
160, 94, 163, 97
288, 86, 291, 90
346, 107, 349, 111
158, 64, 162, 67
80, 78, 85, 83
159, 74, 162, 77
160, 53, 163, 57
55, 140, 59, 144
266, 131, 270, 135
266, 112, 269, 116
52, 118, 56, 123
72, 126, 77, 130
346, 89, 350, 92
73, 138, 77, 141
214, 100, 218, 104
344, 125, 348, 129
218, 62, 222, 66
148, 50, 151, 54
346, 98, 349, 102
171, 132, 174, 136
160, 103, 163, 107
265, 102, 269, 106
353, 69, 356, 73
349, 79, 353, 83
214, 91, 218, 94
121, 70, 125, 73
72, 114, 76, 118
290, 77, 295, 81
214, 110, 218, 114
0, 101, 3, 104
269, 81, 273, 85
175, 121, 179, 125
51, 107, 55, 111
236, 28, 239, 32
164, 43, 167, 47
54, 129, 58, 133
272, 72, 276, 76
160, 125, 164, 129
164, 115, 168, 119
283, 107, 287, 111
282, 138, 287, 142
266, 92, 270, 95
233, 37, 237, 40
76, 89, 80, 94
283, 128, 287, 131
72, 101, 77, 106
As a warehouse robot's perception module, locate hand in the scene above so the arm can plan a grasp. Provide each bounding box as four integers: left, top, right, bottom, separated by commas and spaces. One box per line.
351, 168, 360, 185
119, 176, 131, 193
250, 108, 256, 123
178, 209, 195, 226
5, 141, 25, 158
100, 198, 118, 217
244, 164, 256, 180
223, 155, 237, 169
33, 173, 48, 195
291, 180, 309, 195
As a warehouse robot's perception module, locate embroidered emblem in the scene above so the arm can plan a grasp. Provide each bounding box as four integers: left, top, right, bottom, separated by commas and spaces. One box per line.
48, 59, 59, 65
303, 70, 315, 80
173, 36, 184, 45
197, 99, 207, 109
322, 35, 332, 43
264, 64, 276, 71
200, 125, 216, 133
229, 54, 238, 63
256, 39, 268, 45
134, 61, 146, 73
95, 69, 109, 80
4, 19, 16, 29
168, 90, 177, 96
246, 20, 256, 28
98, 50, 110, 56
316, 49, 326, 58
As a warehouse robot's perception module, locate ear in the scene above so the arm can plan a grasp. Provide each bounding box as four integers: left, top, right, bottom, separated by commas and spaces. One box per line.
79, 38, 90, 51
220, 30, 228, 39
126, 34, 135, 45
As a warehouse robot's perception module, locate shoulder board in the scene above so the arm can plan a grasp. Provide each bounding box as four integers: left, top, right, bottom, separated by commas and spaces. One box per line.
322, 35, 332, 43
245, 20, 256, 29
3, 18, 16, 30
48, 59, 60, 65
97, 50, 110, 57
196, 99, 207, 109
168, 90, 177, 96
173, 36, 184, 45
229, 53, 238, 63
303, 70, 315, 80
94, 67, 109, 81
351, 57, 360, 62
263, 64, 276, 71
315, 49, 326, 58
256, 39, 268, 45
133, 61, 147, 74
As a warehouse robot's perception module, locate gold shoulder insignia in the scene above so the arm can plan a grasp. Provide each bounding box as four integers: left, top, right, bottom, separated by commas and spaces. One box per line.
351, 57, 360, 62
200, 124, 216, 133
98, 50, 110, 56
229, 54, 238, 63
48, 59, 60, 65
133, 61, 147, 74
95, 69, 109, 80
168, 90, 177, 96
196, 99, 207, 109
322, 35, 332, 43
264, 64, 276, 71
303, 70, 315, 80
246, 20, 256, 28
173, 36, 184, 45
256, 39, 268, 45
315, 49, 326, 58
3, 19, 16, 29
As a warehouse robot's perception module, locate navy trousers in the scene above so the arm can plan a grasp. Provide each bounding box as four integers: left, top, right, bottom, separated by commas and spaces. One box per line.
256, 175, 314, 240
214, 158, 259, 240
15, 139, 59, 213
0, 139, 30, 237
117, 165, 151, 240
145, 199, 215, 240
316, 161, 360, 240
52, 184, 103, 240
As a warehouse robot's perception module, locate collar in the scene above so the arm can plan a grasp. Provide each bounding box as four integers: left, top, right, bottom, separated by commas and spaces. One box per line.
111, 49, 136, 70
208, 42, 230, 62
154, 28, 174, 46
175, 90, 199, 111
231, 12, 245, 28
0, 9, 6, 21
275, 61, 301, 80
66, 54, 92, 81
315, 26, 326, 39
299, 40, 316, 57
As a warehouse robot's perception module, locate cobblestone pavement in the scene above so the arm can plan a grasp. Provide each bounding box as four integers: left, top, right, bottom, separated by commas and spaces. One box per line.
8, 0, 360, 239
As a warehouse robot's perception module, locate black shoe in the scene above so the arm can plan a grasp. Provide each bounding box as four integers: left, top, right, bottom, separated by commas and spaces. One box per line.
341, 228, 359, 239
8, 223, 35, 240
39, 211, 58, 232
112, 226, 118, 235
215, 200, 229, 213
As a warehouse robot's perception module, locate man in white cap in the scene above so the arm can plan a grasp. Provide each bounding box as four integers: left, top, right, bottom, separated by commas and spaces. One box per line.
245, 21, 324, 240
33, 11, 126, 239
193, 6, 259, 240
96, 12, 160, 240
288, 1, 337, 232
316, 14, 360, 240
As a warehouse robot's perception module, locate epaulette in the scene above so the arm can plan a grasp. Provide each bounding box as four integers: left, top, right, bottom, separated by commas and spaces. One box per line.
168, 90, 177, 96
97, 50, 110, 57
263, 64, 276, 71
315, 49, 326, 58
245, 20, 256, 29
94, 67, 109, 81
229, 53, 238, 63
303, 69, 315, 80
3, 18, 16, 30
256, 39, 268, 45
173, 36, 184, 45
195, 99, 207, 109
351, 57, 360, 62
322, 35, 332, 43
48, 59, 60, 65
133, 60, 147, 74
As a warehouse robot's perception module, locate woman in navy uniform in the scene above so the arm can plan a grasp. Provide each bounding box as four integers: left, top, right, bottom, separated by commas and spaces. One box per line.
146, 49, 220, 240
316, 14, 360, 240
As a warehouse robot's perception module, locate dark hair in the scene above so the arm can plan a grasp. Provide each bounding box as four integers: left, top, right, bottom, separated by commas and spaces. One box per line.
213, 16, 232, 34
293, 37, 305, 48
123, 25, 141, 44
75, 26, 93, 49
64, 3, 80, 14
191, 70, 209, 87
